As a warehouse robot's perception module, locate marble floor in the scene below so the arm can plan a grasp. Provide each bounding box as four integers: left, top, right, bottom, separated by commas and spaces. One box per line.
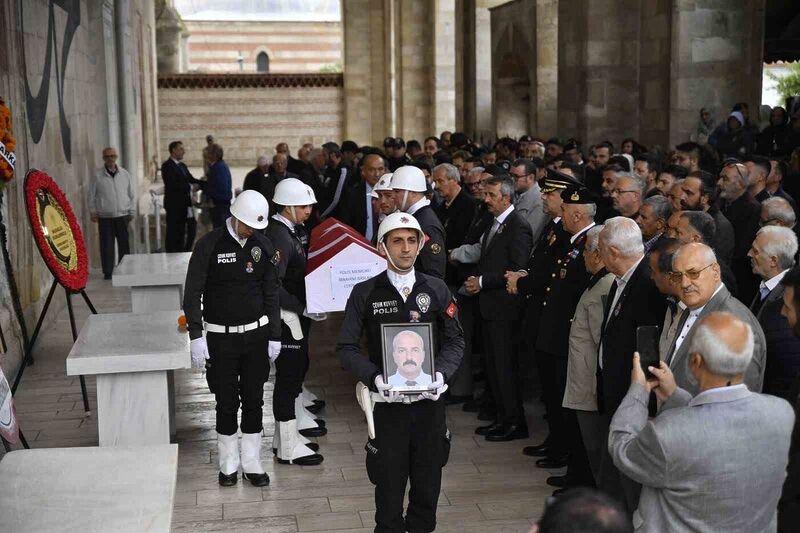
6, 274, 556, 532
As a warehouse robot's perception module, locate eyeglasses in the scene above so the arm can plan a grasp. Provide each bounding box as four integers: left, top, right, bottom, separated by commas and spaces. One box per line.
668, 263, 714, 283
103, 154, 118, 159
720, 162, 746, 184
611, 189, 638, 196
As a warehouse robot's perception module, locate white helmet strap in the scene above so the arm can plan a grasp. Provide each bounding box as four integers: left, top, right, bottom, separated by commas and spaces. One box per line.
400, 190, 410, 212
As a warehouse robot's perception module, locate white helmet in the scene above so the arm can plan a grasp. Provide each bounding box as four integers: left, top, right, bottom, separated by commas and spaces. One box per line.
390, 165, 427, 192
376, 212, 424, 245
230, 190, 269, 229
273, 178, 317, 206
371, 173, 394, 198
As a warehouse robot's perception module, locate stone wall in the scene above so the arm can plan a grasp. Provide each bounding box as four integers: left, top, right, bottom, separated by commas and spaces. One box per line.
0, 0, 160, 380
182, 20, 343, 73
158, 74, 344, 167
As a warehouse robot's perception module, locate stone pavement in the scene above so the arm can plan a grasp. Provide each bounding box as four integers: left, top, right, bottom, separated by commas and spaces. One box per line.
7, 273, 555, 532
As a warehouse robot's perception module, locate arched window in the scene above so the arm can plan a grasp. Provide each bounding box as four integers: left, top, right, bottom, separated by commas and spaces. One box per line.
256, 52, 269, 73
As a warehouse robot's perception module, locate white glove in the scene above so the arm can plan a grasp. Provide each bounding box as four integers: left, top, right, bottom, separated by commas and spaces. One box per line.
190, 337, 209, 370
420, 372, 448, 401
375, 375, 403, 403
268, 340, 282, 362
303, 308, 328, 321
281, 310, 304, 340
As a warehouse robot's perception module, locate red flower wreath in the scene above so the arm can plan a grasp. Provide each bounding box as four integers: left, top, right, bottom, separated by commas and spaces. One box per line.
24, 170, 89, 292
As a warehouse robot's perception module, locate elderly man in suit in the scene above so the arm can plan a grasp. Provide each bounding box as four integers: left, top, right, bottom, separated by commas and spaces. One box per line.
748, 226, 800, 401
610, 312, 794, 532
465, 175, 533, 440
596, 216, 666, 511
661, 243, 766, 394
338, 153, 386, 240
510, 159, 548, 242
162, 141, 202, 252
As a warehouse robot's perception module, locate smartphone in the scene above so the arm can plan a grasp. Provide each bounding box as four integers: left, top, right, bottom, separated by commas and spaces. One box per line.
636, 326, 660, 379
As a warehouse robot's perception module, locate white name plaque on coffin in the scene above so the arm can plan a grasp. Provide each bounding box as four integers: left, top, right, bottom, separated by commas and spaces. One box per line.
330, 262, 385, 304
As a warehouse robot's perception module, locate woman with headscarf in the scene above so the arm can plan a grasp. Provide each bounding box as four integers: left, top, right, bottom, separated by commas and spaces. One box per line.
756, 106, 791, 157
711, 111, 755, 158
690, 107, 716, 145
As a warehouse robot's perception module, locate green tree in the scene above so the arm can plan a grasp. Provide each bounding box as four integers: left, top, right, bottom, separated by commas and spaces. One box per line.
768, 62, 800, 100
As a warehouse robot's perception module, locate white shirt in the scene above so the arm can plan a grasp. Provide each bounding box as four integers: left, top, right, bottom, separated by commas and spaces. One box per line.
272, 213, 295, 231
406, 197, 431, 216
761, 269, 789, 297
570, 221, 596, 244
365, 183, 375, 241
387, 268, 416, 301
599, 255, 644, 369
479, 205, 515, 288
225, 217, 248, 248
673, 284, 725, 354
388, 370, 432, 387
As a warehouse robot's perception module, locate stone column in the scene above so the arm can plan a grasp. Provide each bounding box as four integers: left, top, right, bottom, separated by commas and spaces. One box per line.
558, 0, 641, 146
668, 0, 765, 147
396, 0, 434, 141
433, 0, 457, 136
535, 0, 558, 137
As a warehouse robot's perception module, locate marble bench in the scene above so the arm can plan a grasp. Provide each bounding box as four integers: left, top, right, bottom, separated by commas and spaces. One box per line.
66, 312, 189, 447
112, 252, 192, 439
0, 444, 178, 532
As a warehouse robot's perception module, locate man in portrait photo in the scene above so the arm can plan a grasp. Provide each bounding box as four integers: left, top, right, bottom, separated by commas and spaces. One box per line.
387, 329, 433, 386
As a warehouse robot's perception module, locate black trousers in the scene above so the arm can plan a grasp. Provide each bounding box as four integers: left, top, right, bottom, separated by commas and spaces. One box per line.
273, 317, 311, 422
98, 216, 130, 277
448, 293, 476, 397
211, 204, 230, 229
366, 400, 450, 533
483, 320, 521, 422
206, 327, 270, 435
165, 212, 197, 252
564, 408, 595, 485
538, 351, 568, 453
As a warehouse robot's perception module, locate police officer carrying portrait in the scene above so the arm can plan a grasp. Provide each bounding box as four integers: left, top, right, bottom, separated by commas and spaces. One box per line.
265, 177, 325, 466
391, 165, 447, 279
183, 190, 281, 488
337, 212, 464, 533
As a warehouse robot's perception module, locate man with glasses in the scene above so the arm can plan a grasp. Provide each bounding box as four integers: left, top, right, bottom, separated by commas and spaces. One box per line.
610, 172, 646, 219
718, 159, 762, 303
660, 242, 765, 393
510, 159, 547, 241
88, 147, 136, 279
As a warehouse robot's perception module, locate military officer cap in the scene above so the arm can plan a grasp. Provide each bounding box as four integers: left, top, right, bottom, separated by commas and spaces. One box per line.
541, 167, 582, 193
561, 186, 597, 205
485, 161, 512, 176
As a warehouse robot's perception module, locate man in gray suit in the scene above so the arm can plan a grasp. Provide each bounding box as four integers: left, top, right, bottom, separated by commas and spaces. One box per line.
511, 159, 548, 243
610, 312, 794, 532
660, 243, 766, 393
748, 226, 800, 401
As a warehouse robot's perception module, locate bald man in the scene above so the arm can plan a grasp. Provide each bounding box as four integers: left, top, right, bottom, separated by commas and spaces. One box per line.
610, 311, 793, 532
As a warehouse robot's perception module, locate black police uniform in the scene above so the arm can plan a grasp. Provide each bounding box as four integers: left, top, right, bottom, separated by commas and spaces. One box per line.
183, 223, 281, 436
337, 271, 464, 533
411, 205, 447, 279
265, 216, 312, 423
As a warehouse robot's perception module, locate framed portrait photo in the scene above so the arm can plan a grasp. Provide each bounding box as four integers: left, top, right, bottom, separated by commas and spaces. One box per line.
380, 323, 436, 394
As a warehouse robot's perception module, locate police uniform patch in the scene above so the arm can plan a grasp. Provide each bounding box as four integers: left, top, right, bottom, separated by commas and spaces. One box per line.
430, 243, 441, 254
246, 261, 254, 274
251, 246, 262, 262
271, 250, 281, 266
416, 293, 431, 314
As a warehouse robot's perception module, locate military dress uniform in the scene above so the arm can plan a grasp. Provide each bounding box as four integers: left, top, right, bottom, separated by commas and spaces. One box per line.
337, 270, 464, 533
183, 219, 281, 437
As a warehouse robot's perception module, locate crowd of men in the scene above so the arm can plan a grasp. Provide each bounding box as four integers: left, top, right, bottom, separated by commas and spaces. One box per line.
92, 99, 800, 531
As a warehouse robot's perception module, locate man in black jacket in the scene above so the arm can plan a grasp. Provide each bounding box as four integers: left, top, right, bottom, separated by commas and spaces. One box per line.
679, 170, 734, 266
392, 166, 447, 279
337, 212, 464, 533
162, 141, 202, 252
465, 176, 533, 440
596, 216, 666, 511
338, 153, 385, 240
432, 163, 476, 287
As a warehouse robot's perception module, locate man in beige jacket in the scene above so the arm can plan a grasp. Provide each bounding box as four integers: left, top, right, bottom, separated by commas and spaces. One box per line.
562, 225, 614, 485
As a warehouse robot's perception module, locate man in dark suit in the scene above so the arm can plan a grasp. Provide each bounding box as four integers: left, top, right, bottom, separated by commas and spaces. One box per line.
242, 155, 270, 196
319, 142, 355, 219
465, 176, 533, 441
432, 163, 476, 288
338, 153, 385, 240
162, 140, 202, 252
679, 170, 735, 266
596, 216, 666, 511
718, 160, 761, 302
748, 226, 800, 401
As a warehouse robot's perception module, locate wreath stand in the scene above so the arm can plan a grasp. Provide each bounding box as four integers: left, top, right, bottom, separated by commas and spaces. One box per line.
9, 280, 95, 416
